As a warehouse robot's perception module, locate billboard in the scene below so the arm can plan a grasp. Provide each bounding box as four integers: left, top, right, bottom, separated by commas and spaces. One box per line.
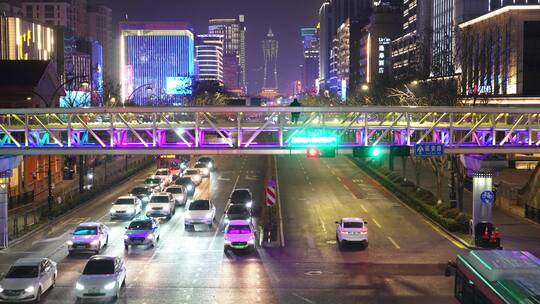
166, 77, 193, 95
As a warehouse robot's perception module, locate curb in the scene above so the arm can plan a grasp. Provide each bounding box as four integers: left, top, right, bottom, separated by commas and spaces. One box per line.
5, 161, 154, 249
346, 156, 478, 250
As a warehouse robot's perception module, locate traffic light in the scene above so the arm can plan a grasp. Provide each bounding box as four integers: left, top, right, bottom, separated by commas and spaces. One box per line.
389, 146, 411, 157
353, 146, 383, 158
306, 147, 336, 158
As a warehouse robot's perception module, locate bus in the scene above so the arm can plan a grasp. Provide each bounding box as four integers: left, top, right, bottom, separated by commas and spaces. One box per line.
447, 250, 540, 304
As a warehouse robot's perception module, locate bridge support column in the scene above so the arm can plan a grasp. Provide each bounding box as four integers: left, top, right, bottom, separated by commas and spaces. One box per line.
0, 156, 22, 248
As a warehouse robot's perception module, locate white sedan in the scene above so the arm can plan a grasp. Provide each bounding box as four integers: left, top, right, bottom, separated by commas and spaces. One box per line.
0, 258, 57, 303
75, 255, 126, 301
183, 169, 202, 185
165, 185, 188, 206
335, 218, 368, 248
110, 196, 142, 219
184, 200, 216, 229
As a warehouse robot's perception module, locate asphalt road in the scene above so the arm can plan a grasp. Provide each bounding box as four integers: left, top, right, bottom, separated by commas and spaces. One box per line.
0, 155, 275, 304
266, 155, 465, 304
0, 155, 467, 304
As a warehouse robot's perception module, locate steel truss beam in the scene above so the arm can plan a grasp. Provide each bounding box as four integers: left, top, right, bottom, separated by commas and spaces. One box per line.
0, 106, 538, 155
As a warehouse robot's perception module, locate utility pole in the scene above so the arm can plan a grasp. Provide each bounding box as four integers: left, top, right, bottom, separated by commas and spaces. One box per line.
78, 155, 84, 193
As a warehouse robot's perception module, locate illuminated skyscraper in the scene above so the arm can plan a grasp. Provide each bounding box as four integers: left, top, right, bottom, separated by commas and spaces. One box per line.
120, 22, 195, 105
261, 28, 278, 98
208, 15, 246, 94
0, 16, 56, 61
301, 27, 319, 94
196, 34, 224, 85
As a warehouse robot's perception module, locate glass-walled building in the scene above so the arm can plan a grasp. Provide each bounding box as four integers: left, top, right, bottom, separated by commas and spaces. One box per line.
0, 16, 56, 61
120, 22, 194, 105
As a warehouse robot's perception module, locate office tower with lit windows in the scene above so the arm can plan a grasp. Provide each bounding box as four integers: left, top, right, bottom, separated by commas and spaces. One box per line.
301, 27, 320, 94
120, 22, 195, 105
208, 15, 246, 94
195, 34, 224, 86
261, 28, 279, 98
0, 16, 57, 61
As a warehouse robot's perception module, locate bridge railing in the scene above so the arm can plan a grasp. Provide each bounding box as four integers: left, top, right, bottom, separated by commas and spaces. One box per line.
0, 106, 538, 155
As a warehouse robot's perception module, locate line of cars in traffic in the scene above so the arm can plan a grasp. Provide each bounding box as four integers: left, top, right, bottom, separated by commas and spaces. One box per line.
0, 157, 216, 303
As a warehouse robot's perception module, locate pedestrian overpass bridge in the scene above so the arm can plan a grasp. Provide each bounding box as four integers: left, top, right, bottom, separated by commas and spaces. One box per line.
0, 106, 538, 155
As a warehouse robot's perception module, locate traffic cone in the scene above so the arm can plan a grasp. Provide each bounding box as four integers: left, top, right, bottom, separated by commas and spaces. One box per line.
483, 226, 489, 240
493, 226, 500, 239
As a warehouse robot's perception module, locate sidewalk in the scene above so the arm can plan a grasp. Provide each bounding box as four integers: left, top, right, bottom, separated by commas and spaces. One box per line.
7, 156, 152, 240
390, 157, 540, 256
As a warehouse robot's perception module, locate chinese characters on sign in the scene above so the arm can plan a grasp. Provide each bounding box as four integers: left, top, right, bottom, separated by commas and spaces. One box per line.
414, 144, 444, 157
377, 37, 390, 74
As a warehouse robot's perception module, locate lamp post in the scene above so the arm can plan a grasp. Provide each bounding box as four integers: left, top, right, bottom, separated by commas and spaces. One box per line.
125, 84, 153, 106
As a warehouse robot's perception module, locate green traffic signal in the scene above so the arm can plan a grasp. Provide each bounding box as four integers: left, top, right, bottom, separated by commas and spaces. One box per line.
371, 147, 382, 157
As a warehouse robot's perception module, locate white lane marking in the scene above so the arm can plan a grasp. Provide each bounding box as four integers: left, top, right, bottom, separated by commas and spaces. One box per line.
388, 236, 401, 249
292, 293, 316, 304
336, 176, 341, 182
207, 175, 240, 251
31, 233, 69, 245
274, 156, 285, 247
218, 176, 231, 181
319, 216, 327, 234
372, 218, 382, 228
360, 205, 368, 213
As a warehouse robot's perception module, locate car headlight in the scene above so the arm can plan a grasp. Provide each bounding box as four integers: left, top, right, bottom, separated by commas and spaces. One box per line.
66, 240, 73, 246
123, 235, 129, 240
246, 201, 253, 208
110, 208, 115, 214
193, 175, 201, 181
104, 281, 116, 290
24, 286, 35, 294
224, 218, 230, 224
184, 213, 191, 219
90, 239, 100, 246
205, 213, 212, 219
146, 233, 154, 240
187, 185, 193, 191
0, 285, 3, 293
143, 197, 150, 202
207, 163, 213, 169
248, 238, 255, 245
224, 239, 231, 245
146, 205, 152, 212
126, 208, 134, 214
75, 282, 84, 291
162, 205, 170, 211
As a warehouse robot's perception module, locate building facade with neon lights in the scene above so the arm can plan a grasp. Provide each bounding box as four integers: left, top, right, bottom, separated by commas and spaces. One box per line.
0, 16, 56, 61
195, 34, 224, 86
120, 22, 195, 106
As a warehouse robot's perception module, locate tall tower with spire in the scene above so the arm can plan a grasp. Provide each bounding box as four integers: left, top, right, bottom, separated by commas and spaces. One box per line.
261, 27, 279, 98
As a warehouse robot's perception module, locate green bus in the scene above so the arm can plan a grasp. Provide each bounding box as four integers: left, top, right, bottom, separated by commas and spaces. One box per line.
450, 250, 540, 304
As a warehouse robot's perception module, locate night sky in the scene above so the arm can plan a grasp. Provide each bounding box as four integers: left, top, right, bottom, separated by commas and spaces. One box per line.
94, 0, 322, 95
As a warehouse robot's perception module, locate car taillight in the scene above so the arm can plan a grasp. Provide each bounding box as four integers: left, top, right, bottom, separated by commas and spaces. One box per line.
361, 231, 368, 235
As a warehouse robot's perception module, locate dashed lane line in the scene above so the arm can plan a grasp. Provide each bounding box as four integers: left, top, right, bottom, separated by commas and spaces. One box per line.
387, 236, 401, 249
360, 205, 368, 213
372, 218, 382, 228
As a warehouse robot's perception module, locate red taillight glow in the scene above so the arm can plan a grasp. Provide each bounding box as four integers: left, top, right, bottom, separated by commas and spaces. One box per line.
307, 148, 320, 158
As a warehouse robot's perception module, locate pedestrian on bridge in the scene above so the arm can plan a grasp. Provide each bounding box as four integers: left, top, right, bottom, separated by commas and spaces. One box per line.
290, 98, 301, 124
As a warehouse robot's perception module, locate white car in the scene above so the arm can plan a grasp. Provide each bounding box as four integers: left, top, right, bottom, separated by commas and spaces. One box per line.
224, 220, 256, 251
184, 200, 216, 229
165, 185, 188, 206
110, 196, 142, 219
145, 193, 176, 219
75, 255, 126, 301
335, 218, 368, 248
183, 169, 202, 185
0, 258, 57, 303
154, 168, 171, 184
194, 162, 210, 177
67, 222, 109, 255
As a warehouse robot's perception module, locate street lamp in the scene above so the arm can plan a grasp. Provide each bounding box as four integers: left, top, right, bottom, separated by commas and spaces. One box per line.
125, 84, 153, 106
361, 84, 369, 92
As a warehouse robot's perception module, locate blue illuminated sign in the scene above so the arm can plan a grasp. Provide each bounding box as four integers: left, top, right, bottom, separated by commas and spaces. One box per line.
166, 77, 193, 95
480, 190, 495, 204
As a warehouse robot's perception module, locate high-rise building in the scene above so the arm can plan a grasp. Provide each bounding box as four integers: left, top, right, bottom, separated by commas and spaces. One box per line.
318, 0, 372, 91
391, 0, 432, 81
431, 0, 488, 77
87, 4, 113, 80
489, 0, 540, 11
261, 28, 279, 98
459, 6, 540, 97
120, 22, 195, 105
208, 15, 246, 94
358, 6, 401, 87
0, 16, 57, 61
301, 27, 319, 94
21, 0, 88, 37
336, 18, 363, 98
195, 34, 224, 86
